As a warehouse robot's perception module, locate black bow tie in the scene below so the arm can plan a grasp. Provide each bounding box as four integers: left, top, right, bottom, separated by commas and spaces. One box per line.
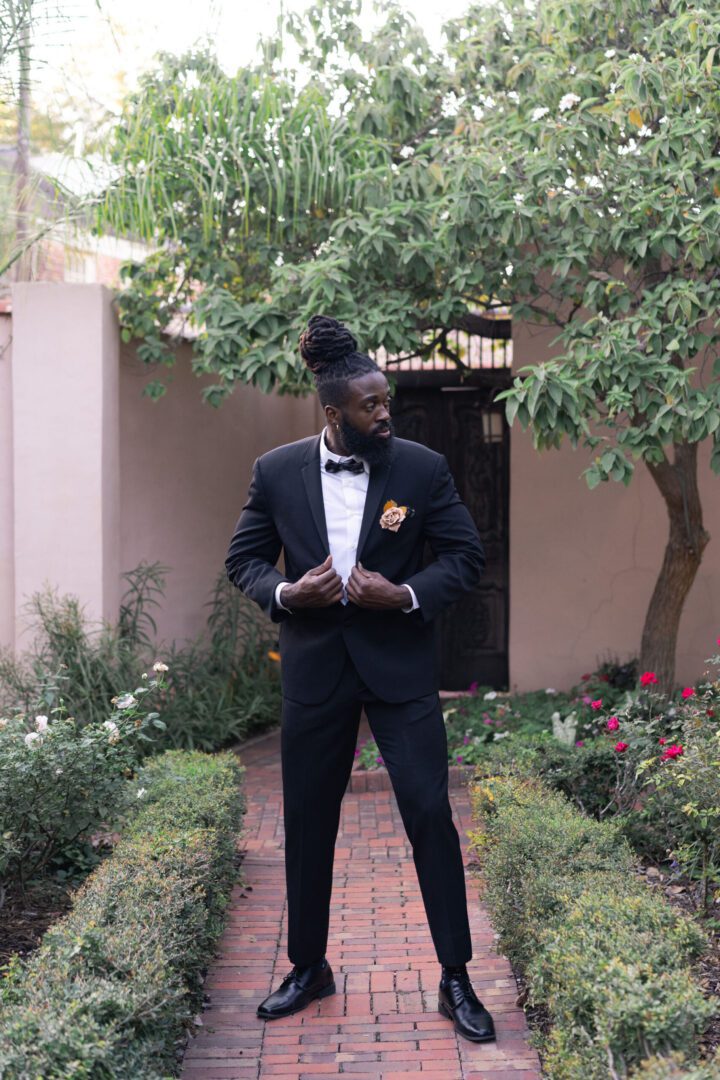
325, 458, 365, 474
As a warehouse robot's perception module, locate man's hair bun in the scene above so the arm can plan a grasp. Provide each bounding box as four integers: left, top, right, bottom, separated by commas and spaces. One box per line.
299, 314, 358, 374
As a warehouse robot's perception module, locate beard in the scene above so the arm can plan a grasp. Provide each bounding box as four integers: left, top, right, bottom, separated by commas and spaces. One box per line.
339, 414, 395, 467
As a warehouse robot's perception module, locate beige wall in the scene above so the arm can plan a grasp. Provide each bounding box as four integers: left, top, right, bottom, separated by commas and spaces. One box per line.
509, 319, 720, 690
119, 339, 321, 647
10, 284, 120, 649
0, 314, 13, 649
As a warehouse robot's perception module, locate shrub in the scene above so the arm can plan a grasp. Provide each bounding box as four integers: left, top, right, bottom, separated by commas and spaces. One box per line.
0, 562, 281, 753
470, 774, 637, 969
0, 750, 245, 1079
0, 672, 166, 895
469, 774, 714, 1078
630, 1051, 720, 1079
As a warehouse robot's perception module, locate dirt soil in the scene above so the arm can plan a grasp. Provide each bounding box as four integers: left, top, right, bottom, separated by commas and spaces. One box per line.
0, 877, 76, 971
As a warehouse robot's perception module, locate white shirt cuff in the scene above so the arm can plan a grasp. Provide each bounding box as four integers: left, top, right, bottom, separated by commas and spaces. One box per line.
401, 584, 420, 613
275, 581, 292, 612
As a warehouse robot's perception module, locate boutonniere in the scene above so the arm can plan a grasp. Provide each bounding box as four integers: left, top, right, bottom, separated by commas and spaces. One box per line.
379, 499, 415, 532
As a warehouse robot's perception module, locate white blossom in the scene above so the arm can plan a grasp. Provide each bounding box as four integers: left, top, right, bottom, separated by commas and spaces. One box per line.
558, 92, 581, 112
137, 787, 147, 799
637, 125, 652, 138
115, 694, 137, 710
604, 48, 616, 58
24, 731, 41, 747
55, 767, 63, 775
513, 192, 525, 204
103, 720, 119, 734
493, 730, 510, 740
531, 106, 549, 121
152, 661, 169, 673
484, 690, 498, 701
545, 688, 558, 695
181, 70, 200, 91
399, 145, 415, 159
35, 715, 49, 732
167, 116, 185, 134
505, 263, 514, 276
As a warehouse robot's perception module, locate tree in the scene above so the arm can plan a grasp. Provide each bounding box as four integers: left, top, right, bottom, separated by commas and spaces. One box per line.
95, 0, 720, 689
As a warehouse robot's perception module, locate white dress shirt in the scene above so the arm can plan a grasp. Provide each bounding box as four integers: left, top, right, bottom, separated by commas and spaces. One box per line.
274, 427, 419, 614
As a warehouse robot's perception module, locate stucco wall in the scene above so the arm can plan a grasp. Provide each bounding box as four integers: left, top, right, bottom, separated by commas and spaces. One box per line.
509, 319, 720, 691
119, 339, 322, 648
0, 314, 13, 650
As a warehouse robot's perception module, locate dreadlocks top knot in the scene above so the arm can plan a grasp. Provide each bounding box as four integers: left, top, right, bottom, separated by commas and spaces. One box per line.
299, 314, 358, 374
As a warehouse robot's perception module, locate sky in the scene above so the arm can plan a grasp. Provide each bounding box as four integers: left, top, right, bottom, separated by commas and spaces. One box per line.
28, 0, 472, 119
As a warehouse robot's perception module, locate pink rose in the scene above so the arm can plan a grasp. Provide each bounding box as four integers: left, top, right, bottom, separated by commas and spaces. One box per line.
640, 671, 658, 686
590, 699, 603, 711
681, 686, 695, 699
614, 741, 629, 752
606, 716, 619, 731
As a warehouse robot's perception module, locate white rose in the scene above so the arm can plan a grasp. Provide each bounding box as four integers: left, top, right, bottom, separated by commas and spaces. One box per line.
24, 731, 41, 747
484, 691, 498, 701
35, 715, 49, 732
152, 661, 169, 673
115, 694, 137, 710
103, 720, 119, 734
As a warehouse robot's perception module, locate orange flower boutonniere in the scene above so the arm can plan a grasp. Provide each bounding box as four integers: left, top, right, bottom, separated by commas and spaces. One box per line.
379, 499, 415, 532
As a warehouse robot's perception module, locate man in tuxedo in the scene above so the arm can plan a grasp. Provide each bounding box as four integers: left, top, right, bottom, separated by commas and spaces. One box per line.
224, 315, 495, 1043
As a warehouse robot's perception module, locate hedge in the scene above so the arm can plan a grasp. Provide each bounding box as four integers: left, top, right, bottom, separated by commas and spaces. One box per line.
469, 774, 716, 1080
0, 749, 246, 1079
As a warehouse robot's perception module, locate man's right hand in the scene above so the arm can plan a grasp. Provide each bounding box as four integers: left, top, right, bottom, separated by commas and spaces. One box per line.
281, 554, 344, 609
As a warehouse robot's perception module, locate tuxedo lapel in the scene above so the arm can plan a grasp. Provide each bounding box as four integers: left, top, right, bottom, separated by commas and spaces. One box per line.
356, 457, 393, 562
301, 435, 330, 555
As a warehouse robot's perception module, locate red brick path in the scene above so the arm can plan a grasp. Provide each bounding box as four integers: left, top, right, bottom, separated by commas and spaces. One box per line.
181, 720, 542, 1079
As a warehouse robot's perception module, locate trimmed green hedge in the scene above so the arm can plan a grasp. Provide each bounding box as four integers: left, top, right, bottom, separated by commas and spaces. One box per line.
469, 774, 715, 1080
631, 1051, 720, 1079
0, 750, 246, 1079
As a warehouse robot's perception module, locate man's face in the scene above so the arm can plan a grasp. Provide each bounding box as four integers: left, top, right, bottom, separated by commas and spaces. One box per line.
328, 371, 394, 467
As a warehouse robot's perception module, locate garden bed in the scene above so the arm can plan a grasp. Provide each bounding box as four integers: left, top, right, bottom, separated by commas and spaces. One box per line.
469, 771, 720, 1078
0, 749, 246, 1079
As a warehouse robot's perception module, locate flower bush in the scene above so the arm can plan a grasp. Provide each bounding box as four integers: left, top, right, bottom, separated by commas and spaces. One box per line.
0, 668, 167, 898
0, 562, 282, 753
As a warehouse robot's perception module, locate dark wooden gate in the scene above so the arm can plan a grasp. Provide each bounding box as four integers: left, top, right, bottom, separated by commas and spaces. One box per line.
390, 375, 510, 690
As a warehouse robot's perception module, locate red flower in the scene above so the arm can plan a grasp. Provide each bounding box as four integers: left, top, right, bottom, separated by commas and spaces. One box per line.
681, 686, 695, 699
658, 737, 667, 745
640, 671, 658, 686
606, 716, 620, 731
708, 710, 715, 718
660, 743, 684, 761
614, 741, 629, 752
591, 699, 603, 710
581, 673, 592, 681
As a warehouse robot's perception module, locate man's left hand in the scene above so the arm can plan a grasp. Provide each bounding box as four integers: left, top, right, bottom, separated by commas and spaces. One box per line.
346, 562, 410, 610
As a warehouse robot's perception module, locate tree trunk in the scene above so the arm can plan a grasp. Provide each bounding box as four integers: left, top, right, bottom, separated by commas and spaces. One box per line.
640, 442, 710, 693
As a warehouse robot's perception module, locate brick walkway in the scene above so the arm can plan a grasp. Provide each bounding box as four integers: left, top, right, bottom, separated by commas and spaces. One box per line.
181, 720, 542, 1080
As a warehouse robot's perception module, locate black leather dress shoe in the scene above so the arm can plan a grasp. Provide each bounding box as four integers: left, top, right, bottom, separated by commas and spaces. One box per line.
438, 971, 496, 1042
256, 959, 336, 1019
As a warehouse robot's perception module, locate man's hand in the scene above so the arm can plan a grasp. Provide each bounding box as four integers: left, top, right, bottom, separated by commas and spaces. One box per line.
282, 554, 344, 609
346, 561, 410, 610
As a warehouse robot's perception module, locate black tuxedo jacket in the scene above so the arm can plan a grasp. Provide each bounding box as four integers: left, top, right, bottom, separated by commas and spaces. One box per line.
225, 433, 485, 704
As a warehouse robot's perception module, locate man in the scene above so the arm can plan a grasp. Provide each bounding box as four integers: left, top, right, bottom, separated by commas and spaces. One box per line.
225, 314, 495, 1043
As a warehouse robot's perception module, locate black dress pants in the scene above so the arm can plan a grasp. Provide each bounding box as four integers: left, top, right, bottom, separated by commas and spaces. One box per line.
280, 649, 473, 968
